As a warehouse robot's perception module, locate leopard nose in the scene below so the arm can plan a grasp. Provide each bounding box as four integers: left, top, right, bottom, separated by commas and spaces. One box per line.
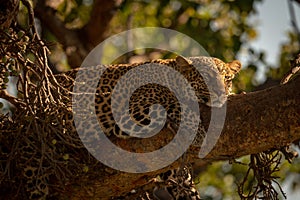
206, 94, 227, 107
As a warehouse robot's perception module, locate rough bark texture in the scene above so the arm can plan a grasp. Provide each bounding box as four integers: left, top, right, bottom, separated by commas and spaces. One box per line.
204, 76, 300, 160
64, 75, 300, 199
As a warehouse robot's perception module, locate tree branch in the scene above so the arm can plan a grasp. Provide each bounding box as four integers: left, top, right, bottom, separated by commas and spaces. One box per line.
202, 75, 300, 161
0, 90, 25, 108
62, 74, 300, 199
34, 0, 117, 68
79, 0, 117, 49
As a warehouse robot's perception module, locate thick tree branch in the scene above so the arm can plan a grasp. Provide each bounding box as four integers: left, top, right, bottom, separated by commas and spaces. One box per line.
63, 75, 300, 199
79, 0, 117, 49
35, 0, 117, 68
203, 76, 299, 161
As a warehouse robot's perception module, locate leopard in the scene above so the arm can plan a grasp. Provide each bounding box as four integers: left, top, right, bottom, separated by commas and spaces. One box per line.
17, 55, 240, 199
57, 55, 241, 199
70, 56, 240, 139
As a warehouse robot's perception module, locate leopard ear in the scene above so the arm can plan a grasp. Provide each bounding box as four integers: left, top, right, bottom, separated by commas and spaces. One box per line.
175, 56, 191, 67
228, 60, 242, 75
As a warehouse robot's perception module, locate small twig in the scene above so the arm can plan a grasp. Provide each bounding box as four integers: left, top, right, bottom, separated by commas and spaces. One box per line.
0, 90, 25, 107
238, 151, 286, 199
21, 0, 41, 41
